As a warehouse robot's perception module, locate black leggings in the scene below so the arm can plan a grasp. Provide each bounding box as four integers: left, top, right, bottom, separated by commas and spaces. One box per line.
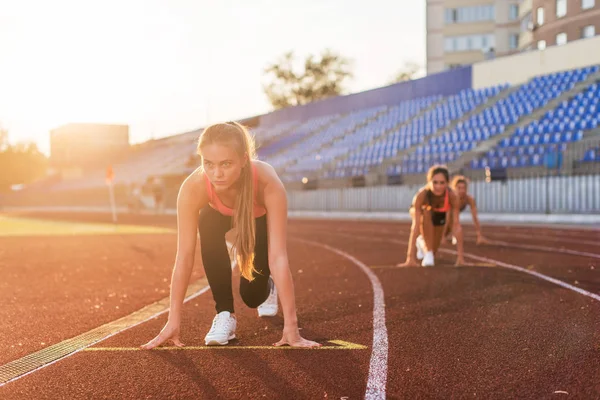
198, 205, 271, 314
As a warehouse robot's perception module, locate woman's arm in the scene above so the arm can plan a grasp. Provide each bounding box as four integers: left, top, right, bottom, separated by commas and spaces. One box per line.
469, 196, 489, 244
397, 191, 424, 267
141, 171, 206, 349
450, 191, 465, 265
168, 176, 205, 321
260, 163, 320, 348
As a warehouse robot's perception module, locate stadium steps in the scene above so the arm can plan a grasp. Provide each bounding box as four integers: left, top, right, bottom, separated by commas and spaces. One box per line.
279, 107, 391, 173
448, 68, 600, 174
561, 127, 600, 174
320, 97, 447, 174
376, 85, 519, 176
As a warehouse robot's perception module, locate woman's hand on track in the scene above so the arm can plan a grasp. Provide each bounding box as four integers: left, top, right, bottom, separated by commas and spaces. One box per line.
140, 321, 184, 350
274, 327, 322, 348
397, 258, 420, 267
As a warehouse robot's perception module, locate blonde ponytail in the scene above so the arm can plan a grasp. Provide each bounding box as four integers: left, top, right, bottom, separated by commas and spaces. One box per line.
197, 121, 258, 281
233, 158, 257, 281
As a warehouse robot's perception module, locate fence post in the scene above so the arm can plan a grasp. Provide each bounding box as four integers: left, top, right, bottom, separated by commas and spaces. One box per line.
545, 173, 550, 214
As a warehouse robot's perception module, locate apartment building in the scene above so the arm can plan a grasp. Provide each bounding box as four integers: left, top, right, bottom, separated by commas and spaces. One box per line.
427, 0, 521, 74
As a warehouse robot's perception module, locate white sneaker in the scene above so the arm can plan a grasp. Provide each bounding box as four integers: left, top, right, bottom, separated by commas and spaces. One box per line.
257, 277, 278, 317
422, 251, 435, 267
204, 311, 236, 346
416, 235, 425, 260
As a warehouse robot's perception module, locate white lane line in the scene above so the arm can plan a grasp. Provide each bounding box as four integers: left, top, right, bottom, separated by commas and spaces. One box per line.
331, 225, 600, 253
292, 238, 388, 400
489, 240, 600, 260
319, 231, 600, 303
436, 247, 600, 302
311, 226, 600, 259
472, 232, 600, 248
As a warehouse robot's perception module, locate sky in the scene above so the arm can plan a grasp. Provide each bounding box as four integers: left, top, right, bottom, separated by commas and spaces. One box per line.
0, 0, 426, 155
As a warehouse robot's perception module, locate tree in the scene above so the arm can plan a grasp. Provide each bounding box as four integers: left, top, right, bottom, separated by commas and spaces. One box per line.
0, 126, 8, 152
388, 62, 424, 85
263, 49, 353, 109
0, 141, 48, 190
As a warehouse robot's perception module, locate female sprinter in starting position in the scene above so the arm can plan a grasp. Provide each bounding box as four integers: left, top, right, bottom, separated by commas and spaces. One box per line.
397, 165, 466, 267
447, 175, 489, 245
142, 122, 320, 349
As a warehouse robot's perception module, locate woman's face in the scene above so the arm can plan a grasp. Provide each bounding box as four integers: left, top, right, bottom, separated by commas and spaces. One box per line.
201, 143, 246, 192
430, 173, 448, 196
455, 182, 468, 197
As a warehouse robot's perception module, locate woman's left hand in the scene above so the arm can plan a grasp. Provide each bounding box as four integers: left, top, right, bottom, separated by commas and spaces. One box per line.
274, 327, 322, 348
476, 234, 490, 245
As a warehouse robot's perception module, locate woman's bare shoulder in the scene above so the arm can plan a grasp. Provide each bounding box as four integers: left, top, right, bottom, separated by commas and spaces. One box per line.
416, 186, 428, 198
411, 186, 428, 206
448, 188, 460, 205
252, 159, 281, 183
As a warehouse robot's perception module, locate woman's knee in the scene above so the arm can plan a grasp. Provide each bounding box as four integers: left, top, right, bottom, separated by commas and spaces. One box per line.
240, 287, 268, 308
239, 277, 270, 308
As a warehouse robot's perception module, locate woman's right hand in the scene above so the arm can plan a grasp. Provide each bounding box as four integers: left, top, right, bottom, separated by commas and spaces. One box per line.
140, 320, 184, 350
397, 258, 420, 267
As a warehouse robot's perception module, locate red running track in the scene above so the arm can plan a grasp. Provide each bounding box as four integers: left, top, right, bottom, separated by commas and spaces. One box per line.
1, 212, 599, 399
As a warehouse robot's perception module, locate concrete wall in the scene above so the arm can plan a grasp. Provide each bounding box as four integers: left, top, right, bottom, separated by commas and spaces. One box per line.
472, 35, 600, 88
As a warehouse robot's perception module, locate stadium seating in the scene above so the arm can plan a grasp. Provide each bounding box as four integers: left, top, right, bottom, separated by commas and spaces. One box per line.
279, 95, 441, 181
378, 66, 599, 175
253, 120, 299, 145
264, 107, 385, 170
329, 85, 507, 178
470, 70, 600, 170
256, 114, 340, 159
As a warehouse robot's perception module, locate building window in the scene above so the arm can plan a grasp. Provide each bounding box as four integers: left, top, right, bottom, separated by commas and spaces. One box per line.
509, 34, 519, 49
445, 8, 457, 23
509, 4, 519, 20
582, 25, 596, 38
556, 0, 567, 18
537, 7, 545, 25
444, 5, 495, 24
582, 0, 595, 10
556, 32, 567, 45
538, 40, 547, 50
444, 34, 496, 52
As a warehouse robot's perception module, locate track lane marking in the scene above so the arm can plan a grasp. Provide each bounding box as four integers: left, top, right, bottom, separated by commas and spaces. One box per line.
312, 225, 600, 258
292, 238, 388, 400
84, 340, 367, 351
0, 278, 210, 386
320, 231, 600, 303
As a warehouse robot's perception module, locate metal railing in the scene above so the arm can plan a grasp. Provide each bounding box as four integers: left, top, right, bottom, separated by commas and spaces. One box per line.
288, 171, 600, 214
